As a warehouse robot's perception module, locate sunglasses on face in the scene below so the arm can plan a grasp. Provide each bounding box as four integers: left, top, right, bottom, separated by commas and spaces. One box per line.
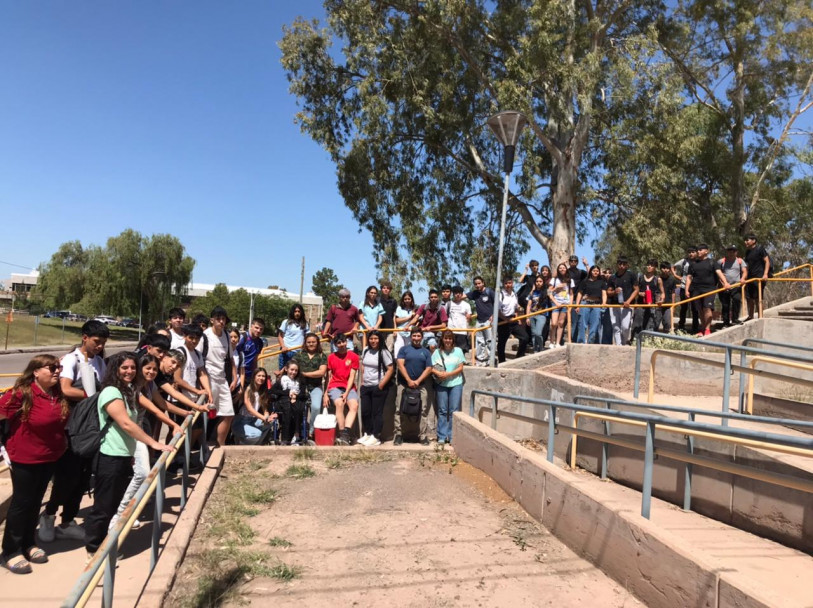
42, 364, 63, 373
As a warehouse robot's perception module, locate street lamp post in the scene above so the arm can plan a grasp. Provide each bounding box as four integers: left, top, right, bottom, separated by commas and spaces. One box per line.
486, 111, 528, 368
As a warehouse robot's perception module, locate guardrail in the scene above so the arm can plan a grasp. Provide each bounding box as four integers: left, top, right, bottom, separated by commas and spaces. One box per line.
468, 389, 813, 519
634, 330, 813, 421
62, 409, 207, 608
738, 338, 813, 412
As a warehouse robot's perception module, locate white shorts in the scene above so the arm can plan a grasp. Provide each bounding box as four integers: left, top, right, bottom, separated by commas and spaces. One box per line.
211, 380, 235, 416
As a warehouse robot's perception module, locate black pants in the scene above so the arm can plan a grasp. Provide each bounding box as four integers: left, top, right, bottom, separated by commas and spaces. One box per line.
277, 399, 305, 443
2, 461, 56, 559
84, 454, 133, 554
360, 384, 388, 438
497, 321, 529, 362
677, 289, 699, 332
719, 288, 742, 324
44, 445, 91, 524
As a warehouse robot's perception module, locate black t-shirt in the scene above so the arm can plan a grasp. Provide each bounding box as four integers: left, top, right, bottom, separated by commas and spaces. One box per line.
467, 287, 495, 322
579, 278, 606, 302
744, 245, 769, 277
688, 258, 718, 289
568, 267, 588, 294
637, 274, 662, 303
378, 295, 398, 329
608, 271, 636, 301
660, 275, 677, 302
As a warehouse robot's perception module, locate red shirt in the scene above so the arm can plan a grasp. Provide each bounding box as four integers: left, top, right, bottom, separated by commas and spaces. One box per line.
326, 304, 360, 336
0, 384, 68, 464
327, 351, 360, 391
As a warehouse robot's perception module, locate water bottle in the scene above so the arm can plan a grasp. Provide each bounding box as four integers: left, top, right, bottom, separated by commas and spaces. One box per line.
645, 285, 653, 304
616, 287, 624, 304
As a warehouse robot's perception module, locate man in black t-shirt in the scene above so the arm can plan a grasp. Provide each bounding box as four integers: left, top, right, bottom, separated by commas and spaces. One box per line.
606, 257, 639, 345
656, 262, 677, 332
743, 233, 771, 320
568, 255, 589, 342
377, 280, 398, 351
632, 259, 664, 340
685, 243, 722, 336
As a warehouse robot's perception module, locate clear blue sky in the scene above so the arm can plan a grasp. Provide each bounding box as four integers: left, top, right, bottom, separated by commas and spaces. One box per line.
0, 1, 593, 305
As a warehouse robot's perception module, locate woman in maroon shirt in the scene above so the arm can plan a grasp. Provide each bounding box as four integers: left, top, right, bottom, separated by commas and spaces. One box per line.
0, 354, 69, 574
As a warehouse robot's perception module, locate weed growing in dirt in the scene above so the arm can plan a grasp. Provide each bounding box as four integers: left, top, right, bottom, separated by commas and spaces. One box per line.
641, 333, 702, 351
418, 444, 459, 472
202, 473, 277, 545
285, 464, 316, 479
294, 448, 316, 461
268, 536, 292, 548
268, 561, 302, 581
325, 450, 389, 469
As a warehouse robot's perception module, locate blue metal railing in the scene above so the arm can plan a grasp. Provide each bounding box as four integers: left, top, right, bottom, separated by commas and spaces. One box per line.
633, 330, 813, 420
468, 389, 813, 519
62, 410, 209, 608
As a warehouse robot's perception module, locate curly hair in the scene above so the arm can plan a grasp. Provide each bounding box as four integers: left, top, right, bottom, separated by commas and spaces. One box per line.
101, 351, 141, 408
10, 354, 69, 422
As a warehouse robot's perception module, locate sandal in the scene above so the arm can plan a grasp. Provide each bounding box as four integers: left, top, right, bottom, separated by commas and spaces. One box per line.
25, 547, 48, 564
2, 553, 33, 574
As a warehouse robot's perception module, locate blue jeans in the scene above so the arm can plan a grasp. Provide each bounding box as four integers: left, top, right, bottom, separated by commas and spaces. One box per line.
435, 383, 463, 443
571, 310, 582, 343
529, 314, 548, 352
233, 415, 274, 445
279, 349, 298, 370
579, 307, 603, 344
306, 386, 323, 431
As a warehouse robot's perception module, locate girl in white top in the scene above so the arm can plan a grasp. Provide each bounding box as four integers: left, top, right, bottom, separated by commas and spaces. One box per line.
548, 263, 573, 349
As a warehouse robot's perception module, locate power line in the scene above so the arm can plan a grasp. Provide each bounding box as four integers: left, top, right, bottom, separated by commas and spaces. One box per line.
0, 259, 36, 271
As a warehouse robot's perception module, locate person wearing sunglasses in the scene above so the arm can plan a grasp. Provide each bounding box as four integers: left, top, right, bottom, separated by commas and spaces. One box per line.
0, 355, 70, 574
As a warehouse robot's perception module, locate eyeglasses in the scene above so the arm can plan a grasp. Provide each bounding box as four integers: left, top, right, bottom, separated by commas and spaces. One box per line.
42, 363, 63, 373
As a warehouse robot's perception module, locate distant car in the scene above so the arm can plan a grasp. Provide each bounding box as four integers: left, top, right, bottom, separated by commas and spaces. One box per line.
94, 315, 118, 325
120, 318, 140, 328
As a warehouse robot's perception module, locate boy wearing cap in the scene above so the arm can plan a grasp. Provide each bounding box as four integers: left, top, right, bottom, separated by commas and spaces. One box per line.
718, 245, 748, 326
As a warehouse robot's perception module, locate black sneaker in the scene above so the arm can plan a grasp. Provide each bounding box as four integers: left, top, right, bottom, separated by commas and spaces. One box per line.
337, 430, 352, 446
420, 437, 430, 446
393, 435, 403, 446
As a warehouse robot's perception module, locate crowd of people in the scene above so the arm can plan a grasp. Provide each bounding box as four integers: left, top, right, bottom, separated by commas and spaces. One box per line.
0, 233, 773, 575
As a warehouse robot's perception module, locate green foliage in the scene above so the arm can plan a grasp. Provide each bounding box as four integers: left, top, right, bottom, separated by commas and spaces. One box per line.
34, 229, 195, 324
281, 0, 661, 284
189, 284, 292, 334
311, 267, 344, 309
285, 464, 316, 479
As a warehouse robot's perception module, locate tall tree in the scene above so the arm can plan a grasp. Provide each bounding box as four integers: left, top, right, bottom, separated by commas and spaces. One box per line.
35, 229, 195, 322
657, 0, 813, 235
281, 0, 659, 285
310, 267, 344, 309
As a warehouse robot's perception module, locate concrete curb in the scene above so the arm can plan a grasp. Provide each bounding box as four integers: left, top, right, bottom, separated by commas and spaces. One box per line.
451, 412, 784, 608
137, 448, 225, 608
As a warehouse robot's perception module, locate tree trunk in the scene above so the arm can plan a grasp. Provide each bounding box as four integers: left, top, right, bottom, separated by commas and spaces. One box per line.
548, 156, 578, 265
731, 57, 748, 234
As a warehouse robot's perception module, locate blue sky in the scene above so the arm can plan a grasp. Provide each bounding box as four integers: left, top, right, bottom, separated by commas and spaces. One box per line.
0, 2, 591, 305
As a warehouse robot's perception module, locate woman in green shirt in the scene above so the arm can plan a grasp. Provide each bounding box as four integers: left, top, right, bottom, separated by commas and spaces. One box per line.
83, 352, 172, 560
431, 330, 466, 444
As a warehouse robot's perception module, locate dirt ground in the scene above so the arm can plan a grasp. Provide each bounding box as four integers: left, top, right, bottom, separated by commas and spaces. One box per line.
166, 449, 641, 608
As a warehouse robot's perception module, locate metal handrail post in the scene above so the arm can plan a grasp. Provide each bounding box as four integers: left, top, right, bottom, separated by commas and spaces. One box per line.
721, 348, 731, 426
684, 413, 695, 511
633, 336, 642, 398
102, 551, 116, 608
150, 463, 165, 573
641, 421, 655, 519
547, 405, 556, 463
738, 349, 748, 413
181, 423, 191, 508
469, 391, 475, 418
200, 414, 209, 464
491, 395, 498, 430
601, 407, 610, 480
758, 280, 763, 318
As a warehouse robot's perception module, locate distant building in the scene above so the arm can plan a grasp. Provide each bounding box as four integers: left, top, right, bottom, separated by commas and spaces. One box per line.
10, 271, 39, 293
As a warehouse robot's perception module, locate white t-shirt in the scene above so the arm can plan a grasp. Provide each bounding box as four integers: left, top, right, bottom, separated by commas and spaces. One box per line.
180, 344, 204, 400
60, 348, 106, 387
199, 328, 231, 382
361, 347, 393, 386
169, 330, 185, 350
499, 289, 520, 318
447, 300, 472, 334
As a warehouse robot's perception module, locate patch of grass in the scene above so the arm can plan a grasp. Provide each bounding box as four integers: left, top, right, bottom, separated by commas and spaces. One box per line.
202, 474, 278, 545
324, 450, 388, 470
245, 488, 278, 505
267, 561, 302, 581
418, 444, 459, 472
268, 536, 292, 548
285, 464, 316, 479
641, 333, 703, 351
293, 448, 316, 461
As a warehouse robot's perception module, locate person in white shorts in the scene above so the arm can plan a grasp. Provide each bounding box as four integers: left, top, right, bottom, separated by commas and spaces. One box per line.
198, 306, 236, 446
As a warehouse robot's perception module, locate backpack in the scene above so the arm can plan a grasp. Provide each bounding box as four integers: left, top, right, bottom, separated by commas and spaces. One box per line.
66, 392, 112, 458
400, 387, 422, 419
201, 332, 235, 383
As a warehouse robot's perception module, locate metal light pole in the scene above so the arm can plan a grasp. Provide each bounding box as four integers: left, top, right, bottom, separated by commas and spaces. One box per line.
486, 111, 528, 367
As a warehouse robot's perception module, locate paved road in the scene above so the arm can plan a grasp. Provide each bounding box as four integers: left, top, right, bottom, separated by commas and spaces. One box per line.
0, 342, 138, 388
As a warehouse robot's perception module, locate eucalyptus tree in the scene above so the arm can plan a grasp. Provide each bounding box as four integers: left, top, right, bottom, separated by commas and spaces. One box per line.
281, 0, 660, 285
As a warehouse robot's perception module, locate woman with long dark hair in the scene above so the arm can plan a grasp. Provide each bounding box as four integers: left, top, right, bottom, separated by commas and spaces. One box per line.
548, 263, 573, 348
526, 274, 550, 352
575, 265, 608, 344
233, 368, 276, 445
277, 303, 309, 370
0, 355, 69, 574
83, 352, 172, 561
292, 332, 327, 434
393, 291, 417, 357
358, 330, 393, 446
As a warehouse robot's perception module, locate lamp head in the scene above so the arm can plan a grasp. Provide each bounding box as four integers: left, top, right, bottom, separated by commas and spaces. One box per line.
486, 111, 527, 173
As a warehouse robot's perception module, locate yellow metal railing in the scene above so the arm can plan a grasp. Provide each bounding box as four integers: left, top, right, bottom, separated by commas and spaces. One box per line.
746, 356, 813, 415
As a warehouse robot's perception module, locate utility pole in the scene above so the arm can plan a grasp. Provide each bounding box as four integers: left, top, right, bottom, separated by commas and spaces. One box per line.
299, 256, 305, 304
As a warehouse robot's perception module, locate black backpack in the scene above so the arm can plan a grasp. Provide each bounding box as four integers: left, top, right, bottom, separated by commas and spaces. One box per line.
66, 392, 112, 458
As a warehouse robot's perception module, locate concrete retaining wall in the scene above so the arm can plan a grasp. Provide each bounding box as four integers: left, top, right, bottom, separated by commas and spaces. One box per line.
461, 362, 813, 552
452, 413, 784, 608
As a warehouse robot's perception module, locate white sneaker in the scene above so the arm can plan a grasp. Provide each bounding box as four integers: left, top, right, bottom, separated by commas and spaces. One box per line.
55, 520, 85, 541
356, 434, 369, 446
366, 436, 381, 446
290, 436, 299, 445
38, 514, 56, 543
